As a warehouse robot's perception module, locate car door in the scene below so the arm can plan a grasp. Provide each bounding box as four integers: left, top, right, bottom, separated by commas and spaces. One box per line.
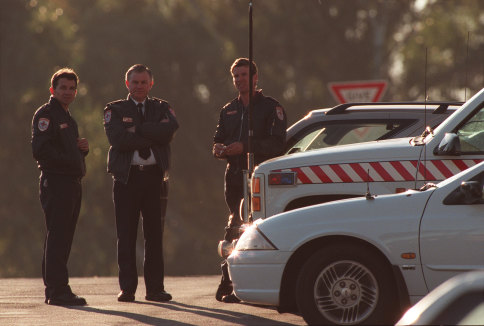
419, 167, 484, 291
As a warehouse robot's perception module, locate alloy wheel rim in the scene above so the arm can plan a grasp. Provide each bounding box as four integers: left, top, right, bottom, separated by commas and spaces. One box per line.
313, 260, 378, 325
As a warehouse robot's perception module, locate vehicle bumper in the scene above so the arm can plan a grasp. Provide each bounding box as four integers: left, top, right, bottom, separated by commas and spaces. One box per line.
227, 250, 292, 305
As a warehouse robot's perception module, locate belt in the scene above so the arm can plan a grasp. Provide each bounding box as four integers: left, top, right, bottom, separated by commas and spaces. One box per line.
131, 164, 159, 172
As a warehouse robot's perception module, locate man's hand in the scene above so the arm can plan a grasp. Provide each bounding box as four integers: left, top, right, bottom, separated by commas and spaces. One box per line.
224, 142, 243, 156
213, 143, 226, 158
77, 138, 89, 152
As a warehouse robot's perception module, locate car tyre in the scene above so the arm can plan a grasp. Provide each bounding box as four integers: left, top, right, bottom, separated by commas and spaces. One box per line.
296, 244, 398, 325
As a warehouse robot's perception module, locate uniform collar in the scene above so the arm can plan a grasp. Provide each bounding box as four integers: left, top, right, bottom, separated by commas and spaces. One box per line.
237, 90, 263, 106
49, 96, 70, 115
127, 95, 147, 107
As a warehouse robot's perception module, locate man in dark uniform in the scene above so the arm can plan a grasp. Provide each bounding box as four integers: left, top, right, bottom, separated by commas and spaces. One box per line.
31, 68, 89, 306
213, 58, 287, 302
104, 64, 178, 303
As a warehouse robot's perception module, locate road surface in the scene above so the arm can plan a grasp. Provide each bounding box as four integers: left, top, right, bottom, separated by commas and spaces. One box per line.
0, 275, 306, 325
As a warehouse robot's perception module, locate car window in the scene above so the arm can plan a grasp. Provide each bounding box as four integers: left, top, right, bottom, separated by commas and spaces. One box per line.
286, 120, 412, 154
443, 171, 484, 205
456, 106, 484, 153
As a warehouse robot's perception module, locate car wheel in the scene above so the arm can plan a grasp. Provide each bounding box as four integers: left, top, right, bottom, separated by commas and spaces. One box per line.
296, 244, 397, 325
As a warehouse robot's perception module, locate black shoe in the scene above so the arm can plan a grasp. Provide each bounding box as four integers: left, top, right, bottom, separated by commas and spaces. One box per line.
215, 283, 233, 302
145, 291, 172, 302
221, 293, 241, 303
48, 293, 87, 306
117, 291, 135, 302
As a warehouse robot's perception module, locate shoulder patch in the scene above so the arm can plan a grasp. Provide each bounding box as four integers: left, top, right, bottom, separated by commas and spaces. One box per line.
276, 106, 285, 121
169, 107, 176, 118
38, 118, 50, 131
104, 109, 112, 123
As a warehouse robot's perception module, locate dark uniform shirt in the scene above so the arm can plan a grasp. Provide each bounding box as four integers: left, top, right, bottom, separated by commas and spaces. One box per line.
104, 96, 179, 184
31, 96, 87, 177
213, 90, 287, 173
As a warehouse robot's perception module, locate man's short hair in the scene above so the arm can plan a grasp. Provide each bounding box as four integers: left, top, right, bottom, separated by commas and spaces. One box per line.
125, 64, 153, 82
230, 58, 258, 76
51, 68, 79, 89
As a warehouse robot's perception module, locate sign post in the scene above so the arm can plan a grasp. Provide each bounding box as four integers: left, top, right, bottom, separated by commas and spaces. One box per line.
328, 80, 387, 103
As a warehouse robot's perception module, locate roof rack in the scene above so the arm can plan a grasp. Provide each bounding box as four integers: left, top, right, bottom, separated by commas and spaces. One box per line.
325, 101, 464, 116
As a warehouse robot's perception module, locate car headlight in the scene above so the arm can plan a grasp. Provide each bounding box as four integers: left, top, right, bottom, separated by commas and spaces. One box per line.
235, 225, 277, 251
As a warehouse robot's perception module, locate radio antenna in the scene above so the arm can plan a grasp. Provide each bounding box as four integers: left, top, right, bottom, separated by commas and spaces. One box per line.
465, 31, 470, 101
423, 47, 428, 182
415, 47, 428, 190
242, 0, 255, 224
248, 0, 254, 176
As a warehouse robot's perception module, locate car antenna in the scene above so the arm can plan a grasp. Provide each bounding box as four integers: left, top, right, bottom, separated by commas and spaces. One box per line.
424, 47, 428, 183
415, 47, 428, 190
242, 0, 254, 225
366, 169, 374, 200
465, 31, 470, 101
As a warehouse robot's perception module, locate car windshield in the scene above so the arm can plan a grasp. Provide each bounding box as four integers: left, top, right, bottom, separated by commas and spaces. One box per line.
456, 106, 484, 152
286, 121, 403, 154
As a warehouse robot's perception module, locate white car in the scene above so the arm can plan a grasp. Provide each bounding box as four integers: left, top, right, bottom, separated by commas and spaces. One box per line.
227, 161, 484, 325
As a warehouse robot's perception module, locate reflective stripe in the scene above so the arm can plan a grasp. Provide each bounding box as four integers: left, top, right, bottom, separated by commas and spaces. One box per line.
278, 159, 482, 184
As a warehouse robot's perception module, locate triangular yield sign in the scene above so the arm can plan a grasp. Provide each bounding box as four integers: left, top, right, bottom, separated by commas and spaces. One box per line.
328, 80, 387, 103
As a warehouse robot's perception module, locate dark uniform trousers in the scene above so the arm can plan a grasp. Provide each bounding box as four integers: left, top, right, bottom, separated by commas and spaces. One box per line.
113, 166, 167, 294
224, 168, 244, 231
40, 172, 82, 299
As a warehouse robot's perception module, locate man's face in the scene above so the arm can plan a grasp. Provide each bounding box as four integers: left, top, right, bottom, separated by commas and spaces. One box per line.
232, 65, 257, 95
50, 78, 77, 109
126, 71, 153, 102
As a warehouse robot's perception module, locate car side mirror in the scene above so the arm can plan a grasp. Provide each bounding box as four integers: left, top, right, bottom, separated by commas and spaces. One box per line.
434, 133, 461, 156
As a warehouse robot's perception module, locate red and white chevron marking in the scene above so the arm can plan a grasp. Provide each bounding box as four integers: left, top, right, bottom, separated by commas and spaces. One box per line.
278, 159, 482, 184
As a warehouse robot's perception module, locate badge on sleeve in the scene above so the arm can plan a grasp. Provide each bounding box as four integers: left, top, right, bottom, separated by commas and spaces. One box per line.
104, 110, 111, 123
169, 108, 176, 118
38, 118, 50, 131
276, 106, 284, 121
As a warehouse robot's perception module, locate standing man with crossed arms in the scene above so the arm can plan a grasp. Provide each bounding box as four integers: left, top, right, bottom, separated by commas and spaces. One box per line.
104, 64, 178, 303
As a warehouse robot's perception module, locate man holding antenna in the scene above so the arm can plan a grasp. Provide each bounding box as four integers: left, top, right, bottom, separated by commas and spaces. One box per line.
212, 58, 287, 303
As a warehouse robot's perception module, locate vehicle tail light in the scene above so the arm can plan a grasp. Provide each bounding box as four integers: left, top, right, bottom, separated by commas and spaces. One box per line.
252, 196, 261, 211
252, 177, 260, 194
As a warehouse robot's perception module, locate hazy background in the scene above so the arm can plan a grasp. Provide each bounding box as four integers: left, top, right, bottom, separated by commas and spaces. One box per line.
1, 0, 483, 277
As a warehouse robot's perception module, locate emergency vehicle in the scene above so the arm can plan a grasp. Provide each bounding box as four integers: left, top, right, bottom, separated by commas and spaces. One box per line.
250, 88, 484, 220
228, 158, 484, 325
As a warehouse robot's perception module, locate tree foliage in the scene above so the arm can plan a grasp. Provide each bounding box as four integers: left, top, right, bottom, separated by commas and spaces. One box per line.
0, 0, 482, 277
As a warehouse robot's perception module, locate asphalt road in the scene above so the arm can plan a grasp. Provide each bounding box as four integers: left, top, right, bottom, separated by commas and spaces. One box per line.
0, 276, 306, 326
